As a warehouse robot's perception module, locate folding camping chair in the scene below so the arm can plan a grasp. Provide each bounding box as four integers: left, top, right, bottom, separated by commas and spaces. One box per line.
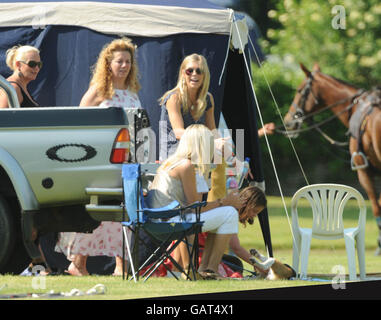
121, 163, 206, 282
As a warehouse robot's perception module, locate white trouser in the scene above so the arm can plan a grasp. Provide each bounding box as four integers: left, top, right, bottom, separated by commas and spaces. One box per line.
169, 206, 238, 234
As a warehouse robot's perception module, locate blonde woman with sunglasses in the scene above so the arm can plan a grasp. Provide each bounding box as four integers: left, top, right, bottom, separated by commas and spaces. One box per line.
158, 54, 233, 274
159, 53, 220, 161
0, 45, 42, 108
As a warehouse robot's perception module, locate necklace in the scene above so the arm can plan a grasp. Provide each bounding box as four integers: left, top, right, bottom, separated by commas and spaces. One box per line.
190, 105, 195, 111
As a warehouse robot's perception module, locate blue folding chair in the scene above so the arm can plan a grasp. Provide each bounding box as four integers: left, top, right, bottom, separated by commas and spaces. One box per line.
121, 163, 205, 282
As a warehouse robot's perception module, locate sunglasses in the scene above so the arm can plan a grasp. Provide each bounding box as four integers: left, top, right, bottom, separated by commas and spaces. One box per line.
20, 60, 43, 69
185, 67, 202, 76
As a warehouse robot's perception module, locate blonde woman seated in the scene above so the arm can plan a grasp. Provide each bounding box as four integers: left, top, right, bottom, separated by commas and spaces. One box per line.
146, 124, 243, 280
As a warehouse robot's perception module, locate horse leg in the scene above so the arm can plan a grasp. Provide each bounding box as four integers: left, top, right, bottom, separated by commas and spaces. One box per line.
350, 138, 381, 254
370, 113, 381, 254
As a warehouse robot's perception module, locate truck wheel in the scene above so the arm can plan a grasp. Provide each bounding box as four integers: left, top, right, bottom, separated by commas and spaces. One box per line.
0, 196, 30, 274
0, 195, 15, 272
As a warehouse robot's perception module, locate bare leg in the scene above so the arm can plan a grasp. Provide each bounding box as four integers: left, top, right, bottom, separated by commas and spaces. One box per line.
198, 233, 216, 273
67, 254, 89, 276
113, 256, 128, 276
202, 234, 232, 274
171, 246, 183, 272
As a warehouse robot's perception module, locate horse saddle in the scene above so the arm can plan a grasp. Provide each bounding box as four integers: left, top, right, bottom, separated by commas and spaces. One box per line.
349, 88, 381, 170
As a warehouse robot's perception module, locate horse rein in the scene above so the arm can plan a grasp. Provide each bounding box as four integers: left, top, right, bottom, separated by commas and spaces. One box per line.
276, 72, 365, 146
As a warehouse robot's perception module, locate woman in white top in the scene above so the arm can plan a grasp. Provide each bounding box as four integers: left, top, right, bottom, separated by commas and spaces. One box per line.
146, 124, 243, 279
80, 37, 141, 108
55, 37, 141, 276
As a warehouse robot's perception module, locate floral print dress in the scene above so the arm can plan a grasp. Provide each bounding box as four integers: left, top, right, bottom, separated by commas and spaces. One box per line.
55, 89, 140, 260
99, 89, 141, 109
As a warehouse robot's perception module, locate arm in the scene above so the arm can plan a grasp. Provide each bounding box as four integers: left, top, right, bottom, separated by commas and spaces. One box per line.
229, 234, 253, 265
205, 93, 234, 158
165, 93, 185, 140
204, 93, 216, 132
79, 86, 103, 107
0, 90, 9, 108
0, 83, 23, 108
173, 160, 243, 212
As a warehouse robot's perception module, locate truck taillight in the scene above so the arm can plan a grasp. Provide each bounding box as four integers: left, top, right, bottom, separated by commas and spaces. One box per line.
110, 128, 130, 163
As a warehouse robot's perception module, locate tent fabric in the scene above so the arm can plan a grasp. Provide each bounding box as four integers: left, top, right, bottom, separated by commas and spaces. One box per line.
0, 1, 232, 37
0, 0, 272, 257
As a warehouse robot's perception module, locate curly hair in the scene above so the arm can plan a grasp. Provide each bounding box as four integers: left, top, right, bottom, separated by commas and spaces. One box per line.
159, 53, 210, 119
238, 186, 267, 227
90, 37, 141, 100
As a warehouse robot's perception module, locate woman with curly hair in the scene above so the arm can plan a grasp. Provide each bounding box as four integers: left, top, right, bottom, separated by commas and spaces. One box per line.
55, 38, 141, 276
79, 37, 141, 108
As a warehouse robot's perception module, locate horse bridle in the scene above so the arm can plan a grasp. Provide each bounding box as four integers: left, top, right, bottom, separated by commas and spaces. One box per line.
289, 72, 319, 125
279, 72, 366, 146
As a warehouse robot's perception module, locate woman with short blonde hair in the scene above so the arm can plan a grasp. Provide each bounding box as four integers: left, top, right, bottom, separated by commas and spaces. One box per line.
0, 44, 41, 108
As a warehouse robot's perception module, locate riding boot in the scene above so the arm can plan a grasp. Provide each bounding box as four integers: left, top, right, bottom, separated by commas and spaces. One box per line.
375, 217, 381, 256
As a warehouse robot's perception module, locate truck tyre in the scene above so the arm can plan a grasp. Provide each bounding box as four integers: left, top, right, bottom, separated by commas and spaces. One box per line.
0, 196, 30, 274
0, 195, 15, 272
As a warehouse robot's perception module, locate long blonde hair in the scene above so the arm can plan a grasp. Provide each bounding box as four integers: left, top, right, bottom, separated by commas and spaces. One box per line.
90, 37, 140, 100
6, 45, 40, 71
159, 53, 211, 119
160, 124, 214, 179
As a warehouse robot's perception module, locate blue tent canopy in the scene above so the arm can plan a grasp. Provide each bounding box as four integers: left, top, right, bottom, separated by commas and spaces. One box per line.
0, 0, 272, 257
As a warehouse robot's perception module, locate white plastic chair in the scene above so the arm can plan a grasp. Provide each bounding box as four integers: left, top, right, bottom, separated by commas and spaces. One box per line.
291, 184, 367, 281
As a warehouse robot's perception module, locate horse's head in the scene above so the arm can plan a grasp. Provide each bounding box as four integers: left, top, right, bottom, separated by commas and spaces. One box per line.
283, 63, 323, 138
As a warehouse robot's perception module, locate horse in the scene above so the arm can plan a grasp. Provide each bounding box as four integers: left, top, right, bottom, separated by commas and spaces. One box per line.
283, 63, 381, 253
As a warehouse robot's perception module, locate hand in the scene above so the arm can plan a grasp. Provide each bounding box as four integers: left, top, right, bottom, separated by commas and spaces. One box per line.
222, 190, 244, 210
214, 137, 232, 159
254, 265, 269, 275
258, 122, 275, 137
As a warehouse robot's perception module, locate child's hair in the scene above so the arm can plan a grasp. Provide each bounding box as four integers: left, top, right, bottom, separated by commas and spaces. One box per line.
238, 186, 267, 226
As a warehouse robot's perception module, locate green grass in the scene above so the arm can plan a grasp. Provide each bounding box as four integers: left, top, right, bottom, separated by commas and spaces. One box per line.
1, 196, 380, 300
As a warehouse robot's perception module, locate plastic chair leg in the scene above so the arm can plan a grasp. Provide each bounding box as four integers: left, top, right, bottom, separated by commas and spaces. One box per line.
299, 233, 312, 279
356, 232, 366, 280
292, 233, 301, 276
344, 233, 357, 281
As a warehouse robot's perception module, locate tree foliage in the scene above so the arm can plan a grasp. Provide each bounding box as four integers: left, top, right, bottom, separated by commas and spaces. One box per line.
245, 0, 381, 195
263, 0, 381, 88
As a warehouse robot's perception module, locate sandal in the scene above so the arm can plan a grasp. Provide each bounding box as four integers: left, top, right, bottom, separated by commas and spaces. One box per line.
198, 269, 224, 280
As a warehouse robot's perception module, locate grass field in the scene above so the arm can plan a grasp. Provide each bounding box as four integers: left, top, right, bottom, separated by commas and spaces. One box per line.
1, 196, 380, 300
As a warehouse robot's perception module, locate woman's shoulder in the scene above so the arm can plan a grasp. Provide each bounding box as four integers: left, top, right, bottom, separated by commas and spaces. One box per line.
206, 92, 214, 107
168, 158, 194, 180
163, 89, 180, 105
6, 79, 22, 91
80, 85, 103, 106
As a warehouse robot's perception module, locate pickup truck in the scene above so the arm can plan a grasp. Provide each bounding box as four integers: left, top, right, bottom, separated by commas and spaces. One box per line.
0, 75, 151, 274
